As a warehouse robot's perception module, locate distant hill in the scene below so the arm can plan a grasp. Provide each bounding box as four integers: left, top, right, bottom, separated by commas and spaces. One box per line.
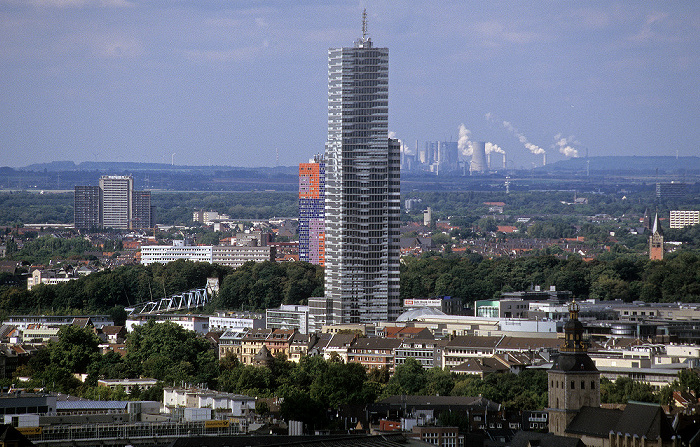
544, 156, 700, 174
21, 161, 299, 176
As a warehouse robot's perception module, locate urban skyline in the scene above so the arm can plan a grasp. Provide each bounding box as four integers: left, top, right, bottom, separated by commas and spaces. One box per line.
1, 2, 699, 169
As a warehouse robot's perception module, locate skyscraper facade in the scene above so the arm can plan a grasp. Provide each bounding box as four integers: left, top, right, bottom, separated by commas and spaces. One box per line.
324, 19, 401, 324
299, 155, 325, 266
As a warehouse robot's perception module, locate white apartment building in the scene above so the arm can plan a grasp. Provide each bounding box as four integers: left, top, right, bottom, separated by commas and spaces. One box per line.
140, 242, 273, 268
126, 314, 209, 334
140, 241, 213, 265
208, 314, 265, 332
211, 245, 274, 268
670, 210, 700, 229
266, 305, 310, 334
99, 175, 134, 229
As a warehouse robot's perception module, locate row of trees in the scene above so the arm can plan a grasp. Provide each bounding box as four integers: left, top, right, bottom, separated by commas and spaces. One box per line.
400, 251, 700, 304
0, 259, 324, 317
2, 251, 700, 317
0, 260, 230, 317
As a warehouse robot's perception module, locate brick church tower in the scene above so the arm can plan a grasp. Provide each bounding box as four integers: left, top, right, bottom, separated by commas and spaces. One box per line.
649, 213, 664, 260
548, 301, 600, 436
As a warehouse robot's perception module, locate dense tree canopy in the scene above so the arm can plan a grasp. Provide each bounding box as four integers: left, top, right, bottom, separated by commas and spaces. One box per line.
126, 320, 219, 386
400, 252, 700, 305
213, 261, 323, 311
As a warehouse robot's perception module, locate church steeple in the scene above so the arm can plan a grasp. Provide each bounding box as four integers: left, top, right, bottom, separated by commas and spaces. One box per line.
561, 300, 587, 352
548, 300, 600, 436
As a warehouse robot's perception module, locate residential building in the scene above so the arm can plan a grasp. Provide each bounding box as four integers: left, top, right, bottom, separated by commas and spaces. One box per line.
265, 328, 296, 357
669, 210, 700, 228
288, 332, 319, 363
218, 329, 247, 360
99, 175, 135, 229
211, 245, 275, 268
299, 155, 325, 266
74, 185, 101, 230
394, 338, 446, 369
324, 15, 401, 324
240, 328, 273, 365
347, 337, 401, 372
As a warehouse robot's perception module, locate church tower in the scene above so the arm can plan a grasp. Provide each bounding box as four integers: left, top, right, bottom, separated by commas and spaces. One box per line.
649, 213, 664, 260
548, 301, 600, 436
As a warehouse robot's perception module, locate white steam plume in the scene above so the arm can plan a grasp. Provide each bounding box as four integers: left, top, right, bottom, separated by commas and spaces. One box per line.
553, 133, 579, 158
389, 130, 411, 155
458, 124, 473, 156
502, 121, 545, 155
485, 142, 504, 154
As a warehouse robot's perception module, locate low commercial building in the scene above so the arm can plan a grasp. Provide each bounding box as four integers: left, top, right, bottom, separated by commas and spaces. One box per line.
266, 305, 310, 334
3, 315, 113, 331
126, 314, 209, 334
209, 314, 264, 332
97, 378, 159, 394
162, 387, 255, 421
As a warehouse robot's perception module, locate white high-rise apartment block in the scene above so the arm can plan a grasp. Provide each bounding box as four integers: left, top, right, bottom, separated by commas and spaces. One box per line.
99, 175, 134, 229
669, 210, 700, 229
324, 13, 401, 324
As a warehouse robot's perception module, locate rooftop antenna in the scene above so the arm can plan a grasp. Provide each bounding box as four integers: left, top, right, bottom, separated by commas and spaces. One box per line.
362, 9, 368, 41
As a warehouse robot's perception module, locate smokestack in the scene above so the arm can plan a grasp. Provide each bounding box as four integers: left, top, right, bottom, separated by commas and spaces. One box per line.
543, 152, 546, 167
487, 153, 491, 170
503, 153, 506, 170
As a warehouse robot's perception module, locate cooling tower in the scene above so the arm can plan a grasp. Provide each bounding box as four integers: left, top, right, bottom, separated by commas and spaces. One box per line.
471, 142, 487, 173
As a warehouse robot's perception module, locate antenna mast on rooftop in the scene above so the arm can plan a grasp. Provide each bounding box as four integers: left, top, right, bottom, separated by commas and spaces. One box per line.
362, 9, 368, 41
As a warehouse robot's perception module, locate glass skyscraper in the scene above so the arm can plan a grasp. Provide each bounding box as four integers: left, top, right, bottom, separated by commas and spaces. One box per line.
299, 155, 325, 266
323, 19, 401, 324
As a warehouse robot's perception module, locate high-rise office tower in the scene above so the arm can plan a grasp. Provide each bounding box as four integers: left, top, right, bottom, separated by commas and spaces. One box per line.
324, 12, 401, 324
75, 175, 152, 230
299, 155, 326, 266
74, 186, 101, 230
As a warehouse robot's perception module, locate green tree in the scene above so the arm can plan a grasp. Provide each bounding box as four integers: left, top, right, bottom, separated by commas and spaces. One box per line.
48, 325, 101, 374
126, 321, 218, 385
384, 358, 427, 396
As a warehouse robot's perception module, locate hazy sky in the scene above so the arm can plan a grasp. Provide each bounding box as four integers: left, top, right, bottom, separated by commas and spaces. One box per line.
1, 1, 699, 169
